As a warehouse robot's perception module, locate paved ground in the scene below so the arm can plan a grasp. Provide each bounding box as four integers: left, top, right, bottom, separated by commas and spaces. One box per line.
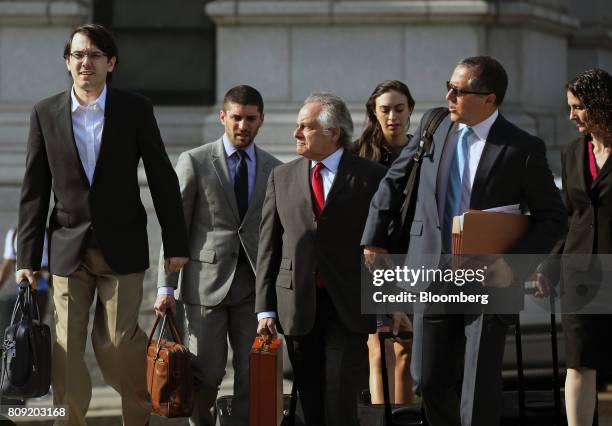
12, 383, 612, 425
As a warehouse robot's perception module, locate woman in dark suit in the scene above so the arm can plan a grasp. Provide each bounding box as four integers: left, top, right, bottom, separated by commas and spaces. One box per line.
354, 80, 415, 404
538, 68, 612, 426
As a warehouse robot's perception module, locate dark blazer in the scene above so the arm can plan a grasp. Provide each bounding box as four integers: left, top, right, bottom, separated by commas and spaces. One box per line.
255, 150, 387, 336
559, 136, 612, 254
362, 109, 566, 284
17, 87, 189, 276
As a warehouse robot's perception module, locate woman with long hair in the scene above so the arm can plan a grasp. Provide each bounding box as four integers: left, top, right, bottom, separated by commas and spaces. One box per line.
538, 68, 612, 425
355, 80, 415, 404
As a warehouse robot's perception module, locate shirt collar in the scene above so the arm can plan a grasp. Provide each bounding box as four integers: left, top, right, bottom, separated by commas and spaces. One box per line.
222, 133, 256, 160
70, 85, 107, 112
457, 109, 499, 141
311, 147, 344, 173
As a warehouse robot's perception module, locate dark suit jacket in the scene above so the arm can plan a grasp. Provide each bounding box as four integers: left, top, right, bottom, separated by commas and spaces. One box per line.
362, 109, 566, 294
559, 136, 612, 254
17, 87, 189, 276
255, 150, 386, 336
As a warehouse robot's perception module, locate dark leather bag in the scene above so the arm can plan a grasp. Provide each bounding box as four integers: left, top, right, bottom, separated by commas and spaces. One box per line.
389, 108, 449, 253
0, 281, 51, 398
146, 313, 194, 418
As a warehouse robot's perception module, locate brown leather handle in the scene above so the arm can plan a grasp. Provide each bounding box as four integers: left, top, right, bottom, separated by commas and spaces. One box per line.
147, 313, 183, 347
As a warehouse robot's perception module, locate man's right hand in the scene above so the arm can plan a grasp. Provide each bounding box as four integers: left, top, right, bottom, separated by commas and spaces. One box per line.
257, 317, 278, 340
154, 294, 176, 318
363, 246, 389, 273
16, 269, 37, 289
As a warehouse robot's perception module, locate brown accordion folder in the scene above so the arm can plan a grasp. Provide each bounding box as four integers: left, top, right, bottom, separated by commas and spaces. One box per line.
250, 336, 283, 426
452, 210, 530, 268
146, 313, 194, 418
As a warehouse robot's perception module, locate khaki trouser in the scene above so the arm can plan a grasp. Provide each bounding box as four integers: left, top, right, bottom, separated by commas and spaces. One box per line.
52, 248, 150, 426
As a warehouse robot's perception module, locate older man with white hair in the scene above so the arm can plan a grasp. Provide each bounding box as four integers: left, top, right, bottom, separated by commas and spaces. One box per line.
255, 93, 387, 426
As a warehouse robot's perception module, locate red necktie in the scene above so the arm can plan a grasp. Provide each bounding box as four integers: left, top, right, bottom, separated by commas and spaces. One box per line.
311, 162, 325, 218
311, 162, 325, 288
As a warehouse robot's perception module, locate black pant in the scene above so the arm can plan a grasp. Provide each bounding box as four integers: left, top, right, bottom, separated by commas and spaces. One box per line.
285, 288, 368, 426
420, 314, 508, 426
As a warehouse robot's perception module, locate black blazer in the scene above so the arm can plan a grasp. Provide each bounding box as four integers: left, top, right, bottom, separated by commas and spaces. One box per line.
17, 87, 189, 276
559, 136, 612, 254
255, 151, 387, 336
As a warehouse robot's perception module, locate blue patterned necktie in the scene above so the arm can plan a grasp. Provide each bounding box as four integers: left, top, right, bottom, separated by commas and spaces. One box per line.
442, 126, 473, 249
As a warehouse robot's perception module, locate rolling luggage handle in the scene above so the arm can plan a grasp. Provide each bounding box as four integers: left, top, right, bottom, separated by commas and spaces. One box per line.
378, 331, 427, 426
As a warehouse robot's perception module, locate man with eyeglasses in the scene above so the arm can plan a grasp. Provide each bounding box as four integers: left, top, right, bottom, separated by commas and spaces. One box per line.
16, 24, 189, 425
361, 56, 565, 425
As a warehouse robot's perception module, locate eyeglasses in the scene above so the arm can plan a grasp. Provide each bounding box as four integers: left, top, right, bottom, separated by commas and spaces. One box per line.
446, 81, 493, 97
69, 51, 107, 61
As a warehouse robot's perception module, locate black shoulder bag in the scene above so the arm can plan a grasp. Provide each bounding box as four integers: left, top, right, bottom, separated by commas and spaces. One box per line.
0, 280, 51, 399
389, 107, 449, 252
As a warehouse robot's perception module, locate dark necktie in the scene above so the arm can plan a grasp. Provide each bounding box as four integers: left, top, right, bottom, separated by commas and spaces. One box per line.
234, 150, 249, 221
311, 162, 325, 288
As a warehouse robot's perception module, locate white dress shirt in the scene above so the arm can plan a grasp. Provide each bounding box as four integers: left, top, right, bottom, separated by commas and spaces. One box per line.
70, 85, 107, 184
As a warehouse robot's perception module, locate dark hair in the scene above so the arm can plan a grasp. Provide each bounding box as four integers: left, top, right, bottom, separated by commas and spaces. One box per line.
566, 68, 612, 136
63, 24, 119, 82
356, 80, 415, 162
459, 56, 508, 106
223, 85, 264, 114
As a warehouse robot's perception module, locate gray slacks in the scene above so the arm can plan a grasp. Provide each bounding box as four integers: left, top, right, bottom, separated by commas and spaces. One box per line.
185, 261, 257, 426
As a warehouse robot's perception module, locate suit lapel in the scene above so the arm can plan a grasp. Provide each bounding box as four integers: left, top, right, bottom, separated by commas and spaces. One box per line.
573, 137, 589, 194
242, 145, 271, 223
297, 157, 315, 221
90, 87, 113, 187
471, 115, 508, 206
433, 116, 454, 221
55, 91, 90, 188
324, 150, 353, 212
212, 138, 240, 223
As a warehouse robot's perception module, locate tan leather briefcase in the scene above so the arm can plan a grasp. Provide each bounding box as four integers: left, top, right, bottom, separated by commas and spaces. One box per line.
146, 313, 194, 418
250, 336, 283, 426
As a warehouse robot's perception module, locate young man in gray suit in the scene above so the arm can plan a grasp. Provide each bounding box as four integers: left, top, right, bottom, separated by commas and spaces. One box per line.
155, 85, 281, 426
362, 57, 566, 425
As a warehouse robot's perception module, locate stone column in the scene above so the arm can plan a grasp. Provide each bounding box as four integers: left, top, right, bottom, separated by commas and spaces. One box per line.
568, 0, 612, 80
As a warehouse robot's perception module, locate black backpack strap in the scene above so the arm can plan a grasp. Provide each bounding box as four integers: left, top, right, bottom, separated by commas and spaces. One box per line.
397, 108, 449, 235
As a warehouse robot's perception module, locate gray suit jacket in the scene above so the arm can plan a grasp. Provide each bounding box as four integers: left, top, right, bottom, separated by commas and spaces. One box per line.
158, 138, 281, 307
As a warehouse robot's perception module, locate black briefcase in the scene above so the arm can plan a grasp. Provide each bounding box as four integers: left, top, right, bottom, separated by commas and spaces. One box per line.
0, 281, 51, 399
